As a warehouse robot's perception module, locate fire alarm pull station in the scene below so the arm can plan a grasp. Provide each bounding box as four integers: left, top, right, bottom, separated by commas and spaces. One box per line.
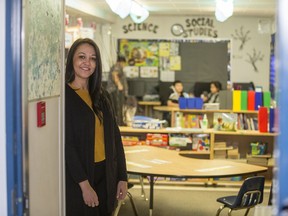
37, 101, 46, 127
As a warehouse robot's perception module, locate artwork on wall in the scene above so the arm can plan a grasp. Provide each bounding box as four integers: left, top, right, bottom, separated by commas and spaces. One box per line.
119, 39, 181, 79
169, 56, 181, 71
118, 38, 230, 97
27, 0, 62, 100
140, 66, 158, 78
124, 66, 139, 78
231, 26, 251, 51
118, 39, 159, 67
246, 48, 264, 73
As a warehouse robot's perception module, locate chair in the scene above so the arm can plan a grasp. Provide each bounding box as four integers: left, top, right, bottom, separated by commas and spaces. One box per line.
113, 183, 139, 216
215, 176, 265, 216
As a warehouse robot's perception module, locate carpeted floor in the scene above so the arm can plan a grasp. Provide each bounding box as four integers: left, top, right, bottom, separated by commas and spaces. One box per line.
117, 184, 271, 216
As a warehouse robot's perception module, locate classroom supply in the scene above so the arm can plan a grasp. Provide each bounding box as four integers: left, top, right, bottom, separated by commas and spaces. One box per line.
258, 107, 268, 132
232, 90, 241, 111
263, 91, 271, 108
247, 91, 255, 110
200, 114, 208, 130
179, 97, 187, 109
241, 90, 248, 110
269, 107, 275, 133
255, 92, 263, 110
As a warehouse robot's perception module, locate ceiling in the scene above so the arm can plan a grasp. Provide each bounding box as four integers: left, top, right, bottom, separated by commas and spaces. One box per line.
66, 0, 277, 23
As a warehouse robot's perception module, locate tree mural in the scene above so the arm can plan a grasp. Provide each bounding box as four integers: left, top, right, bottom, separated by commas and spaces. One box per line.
231, 26, 251, 50
246, 48, 264, 72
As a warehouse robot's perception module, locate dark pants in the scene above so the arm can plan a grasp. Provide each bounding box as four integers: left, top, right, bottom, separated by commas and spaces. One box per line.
93, 160, 111, 216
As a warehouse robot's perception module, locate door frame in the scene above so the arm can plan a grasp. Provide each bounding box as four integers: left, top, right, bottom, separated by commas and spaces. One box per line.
5, 0, 25, 215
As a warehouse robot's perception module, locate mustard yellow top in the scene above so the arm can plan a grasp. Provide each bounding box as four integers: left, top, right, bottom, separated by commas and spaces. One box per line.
70, 84, 105, 162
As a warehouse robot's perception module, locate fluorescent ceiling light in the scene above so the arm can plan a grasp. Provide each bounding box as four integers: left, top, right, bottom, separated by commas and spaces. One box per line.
106, 0, 132, 19
215, 0, 234, 22
130, 1, 149, 23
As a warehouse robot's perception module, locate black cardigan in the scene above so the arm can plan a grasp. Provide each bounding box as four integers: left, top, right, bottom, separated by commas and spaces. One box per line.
65, 84, 127, 215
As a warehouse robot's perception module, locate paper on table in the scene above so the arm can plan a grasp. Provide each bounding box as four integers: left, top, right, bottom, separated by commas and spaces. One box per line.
126, 161, 151, 168
125, 149, 149, 154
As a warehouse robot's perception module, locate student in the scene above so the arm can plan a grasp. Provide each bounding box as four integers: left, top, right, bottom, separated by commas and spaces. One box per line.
106, 55, 128, 126
167, 80, 189, 107
203, 81, 222, 103
65, 38, 127, 216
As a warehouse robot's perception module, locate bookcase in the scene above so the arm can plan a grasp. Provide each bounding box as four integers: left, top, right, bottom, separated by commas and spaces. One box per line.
153, 106, 259, 128
119, 126, 276, 160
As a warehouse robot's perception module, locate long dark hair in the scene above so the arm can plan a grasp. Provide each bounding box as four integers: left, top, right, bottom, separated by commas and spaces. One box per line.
65, 38, 112, 122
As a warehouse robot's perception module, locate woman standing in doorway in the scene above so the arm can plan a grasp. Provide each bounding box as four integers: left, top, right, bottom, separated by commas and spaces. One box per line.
65, 38, 127, 216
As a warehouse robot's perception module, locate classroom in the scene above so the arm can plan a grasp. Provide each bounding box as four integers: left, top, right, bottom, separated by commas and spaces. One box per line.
1, 0, 287, 216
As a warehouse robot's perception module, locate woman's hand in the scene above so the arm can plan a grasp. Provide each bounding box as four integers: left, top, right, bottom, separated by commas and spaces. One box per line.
79, 180, 99, 207
116, 181, 128, 200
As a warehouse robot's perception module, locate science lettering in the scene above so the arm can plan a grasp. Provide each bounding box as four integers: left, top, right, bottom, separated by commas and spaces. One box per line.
123, 23, 159, 34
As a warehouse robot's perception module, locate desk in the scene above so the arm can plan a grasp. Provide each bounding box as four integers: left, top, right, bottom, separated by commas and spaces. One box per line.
138, 101, 161, 117
124, 145, 267, 216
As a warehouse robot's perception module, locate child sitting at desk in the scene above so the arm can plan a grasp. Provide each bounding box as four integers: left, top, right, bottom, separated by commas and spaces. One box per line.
203, 81, 222, 103
167, 80, 189, 107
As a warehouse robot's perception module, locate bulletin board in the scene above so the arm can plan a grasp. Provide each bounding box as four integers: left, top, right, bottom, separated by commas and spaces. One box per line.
118, 39, 230, 97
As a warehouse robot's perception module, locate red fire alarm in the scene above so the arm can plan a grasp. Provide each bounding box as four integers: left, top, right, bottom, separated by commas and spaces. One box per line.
37, 101, 46, 127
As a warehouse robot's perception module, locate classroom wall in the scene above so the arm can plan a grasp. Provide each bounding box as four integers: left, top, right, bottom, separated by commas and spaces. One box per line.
0, 0, 7, 215
24, 0, 64, 215
28, 99, 62, 215
111, 15, 272, 91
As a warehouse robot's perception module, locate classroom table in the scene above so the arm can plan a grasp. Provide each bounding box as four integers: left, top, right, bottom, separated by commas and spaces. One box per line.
124, 145, 268, 216
138, 101, 161, 117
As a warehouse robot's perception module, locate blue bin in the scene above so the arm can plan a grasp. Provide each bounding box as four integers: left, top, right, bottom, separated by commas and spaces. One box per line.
187, 98, 195, 109
179, 97, 187, 109
195, 98, 203, 109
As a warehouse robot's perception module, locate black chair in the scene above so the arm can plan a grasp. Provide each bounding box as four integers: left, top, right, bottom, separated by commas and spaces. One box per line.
113, 183, 139, 216
215, 176, 265, 216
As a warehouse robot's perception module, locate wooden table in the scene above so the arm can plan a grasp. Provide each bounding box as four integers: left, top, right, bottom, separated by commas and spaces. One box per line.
138, 101, 161, 117
124, 145, 267, 216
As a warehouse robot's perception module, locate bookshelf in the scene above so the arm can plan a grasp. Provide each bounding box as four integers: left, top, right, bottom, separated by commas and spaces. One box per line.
119, 126, 277, 160
153, 106, 259, 128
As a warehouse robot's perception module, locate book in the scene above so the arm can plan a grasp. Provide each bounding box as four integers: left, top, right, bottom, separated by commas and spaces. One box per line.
213, 113, 237, 131
233, 90, 241, 111
241, 90, 248, 110
263, 91, 271, 108
250, 117, 255, 130
192, 134, 210, 152
247, 91, 255, 110
255, 92, 263, 110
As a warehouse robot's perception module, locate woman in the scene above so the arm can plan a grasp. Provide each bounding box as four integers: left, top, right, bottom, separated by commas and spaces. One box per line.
65, 38, 127, 216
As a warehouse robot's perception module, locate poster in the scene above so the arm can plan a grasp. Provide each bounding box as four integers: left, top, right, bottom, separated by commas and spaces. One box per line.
159, 42, 170, 57
123, 66, 139, 78
140, 66, 158, 78
170, 42, 180, 56
160, 70, 175, 82
170, 56, 181, 71
118, 39, 159, 67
